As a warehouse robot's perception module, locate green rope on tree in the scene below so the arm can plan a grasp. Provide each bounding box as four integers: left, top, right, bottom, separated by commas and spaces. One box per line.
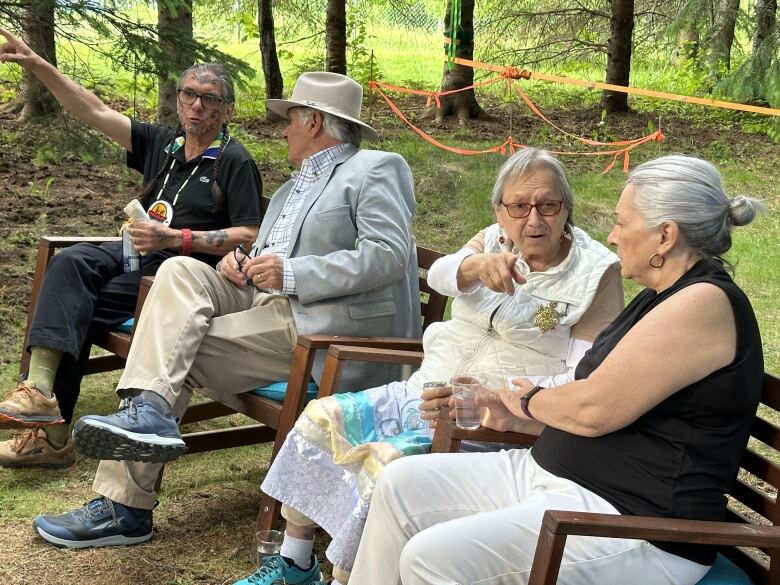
446, 0, 461, 72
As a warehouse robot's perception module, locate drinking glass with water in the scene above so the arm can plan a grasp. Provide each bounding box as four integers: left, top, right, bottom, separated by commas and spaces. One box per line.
451, 375, 486, 430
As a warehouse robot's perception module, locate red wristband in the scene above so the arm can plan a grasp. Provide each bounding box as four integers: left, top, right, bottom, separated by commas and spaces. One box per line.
181, 228, 193, 256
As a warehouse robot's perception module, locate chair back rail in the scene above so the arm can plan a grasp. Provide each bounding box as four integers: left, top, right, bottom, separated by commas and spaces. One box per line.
724, 373, 780, 584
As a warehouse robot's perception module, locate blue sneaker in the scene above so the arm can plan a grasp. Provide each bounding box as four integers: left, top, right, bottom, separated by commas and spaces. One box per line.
72, 396, 187, 463
232, 554, 322, 585
33, 497, 152, 548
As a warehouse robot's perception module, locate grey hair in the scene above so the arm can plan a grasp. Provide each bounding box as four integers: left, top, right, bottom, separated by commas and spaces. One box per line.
177, 63, 235, 104
296, 107, 363, 148
490, 148, 575, 227
627, 154, 766, 267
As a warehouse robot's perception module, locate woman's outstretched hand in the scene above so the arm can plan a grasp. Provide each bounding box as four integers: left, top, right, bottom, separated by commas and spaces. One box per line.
459, 252, 525, 294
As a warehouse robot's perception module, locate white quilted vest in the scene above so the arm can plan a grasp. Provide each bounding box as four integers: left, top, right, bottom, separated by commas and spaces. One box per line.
408, 224, 619, 391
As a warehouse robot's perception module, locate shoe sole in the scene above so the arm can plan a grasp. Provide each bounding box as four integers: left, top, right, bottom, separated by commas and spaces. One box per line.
0, 411, 65, 428
72, 418, 188, 463
0, 458, 75, 469
34, 524, 152, 548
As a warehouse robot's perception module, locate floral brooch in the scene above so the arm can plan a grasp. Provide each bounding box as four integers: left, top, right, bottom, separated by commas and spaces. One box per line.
533, 301, 564, 333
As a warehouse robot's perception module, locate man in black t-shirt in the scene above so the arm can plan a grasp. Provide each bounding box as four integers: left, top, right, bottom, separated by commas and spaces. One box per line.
0, 27, 262, 468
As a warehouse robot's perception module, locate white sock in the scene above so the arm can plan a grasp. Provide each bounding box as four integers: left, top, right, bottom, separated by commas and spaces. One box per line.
280, 533, 314, 570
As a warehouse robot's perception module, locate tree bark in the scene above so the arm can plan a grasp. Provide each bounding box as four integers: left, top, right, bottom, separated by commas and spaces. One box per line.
673, 20, 700, 65
752, 0, 777, 54
14, 0, 59, 122
325, 0, 347, 75
258, 0, 284, 121
600, 0, 634, 113
708, 0, 740, 79
428, 0, 487, 125
157, 0, 194, 127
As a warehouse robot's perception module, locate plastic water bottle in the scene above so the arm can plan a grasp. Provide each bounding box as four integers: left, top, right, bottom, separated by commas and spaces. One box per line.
122, 224, 140, 272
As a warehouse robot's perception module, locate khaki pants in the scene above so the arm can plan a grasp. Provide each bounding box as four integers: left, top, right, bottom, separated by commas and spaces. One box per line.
93, 257, 297, 509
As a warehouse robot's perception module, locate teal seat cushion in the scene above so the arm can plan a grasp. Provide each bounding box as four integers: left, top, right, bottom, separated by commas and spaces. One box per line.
696, 553, 754, 585
115, 317, 135, 333
251, 381, 319, 404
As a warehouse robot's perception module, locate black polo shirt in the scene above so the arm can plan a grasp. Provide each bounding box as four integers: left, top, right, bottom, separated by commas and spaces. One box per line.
127, 119, 262, 235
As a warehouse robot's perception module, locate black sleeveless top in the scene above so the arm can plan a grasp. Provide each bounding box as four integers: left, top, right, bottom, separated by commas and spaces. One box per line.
531, 260, 764, 565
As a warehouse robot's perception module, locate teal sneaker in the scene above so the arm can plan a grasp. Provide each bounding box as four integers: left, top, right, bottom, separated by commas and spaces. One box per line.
232, 554, 322, 585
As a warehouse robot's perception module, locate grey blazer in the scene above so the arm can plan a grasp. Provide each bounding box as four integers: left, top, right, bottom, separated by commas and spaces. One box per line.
254, 145, 421, 391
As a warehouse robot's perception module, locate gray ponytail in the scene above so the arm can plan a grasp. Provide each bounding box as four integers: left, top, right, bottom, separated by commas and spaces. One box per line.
627, 154, 766, 268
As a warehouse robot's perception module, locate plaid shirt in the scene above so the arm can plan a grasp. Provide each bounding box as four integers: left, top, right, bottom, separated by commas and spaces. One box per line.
255, 143, 349, 294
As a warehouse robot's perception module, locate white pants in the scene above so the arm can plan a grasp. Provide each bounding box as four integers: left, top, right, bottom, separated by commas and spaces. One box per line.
349, 449, 710, 585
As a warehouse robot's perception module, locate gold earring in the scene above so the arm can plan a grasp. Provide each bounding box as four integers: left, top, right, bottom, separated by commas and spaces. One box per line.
649, 253, 665, 268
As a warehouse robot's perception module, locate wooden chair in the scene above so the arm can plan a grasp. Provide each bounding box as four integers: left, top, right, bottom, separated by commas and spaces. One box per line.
19, 236, 148, 379
21, 197, 274, 378
243, 244, 447, 531
526, 372, 780, 585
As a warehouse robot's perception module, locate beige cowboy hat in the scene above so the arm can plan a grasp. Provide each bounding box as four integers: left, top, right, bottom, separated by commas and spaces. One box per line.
266, 72, 379, 142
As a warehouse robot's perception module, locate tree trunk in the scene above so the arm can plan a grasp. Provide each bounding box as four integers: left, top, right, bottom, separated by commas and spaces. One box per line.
601, 0, 634, 113
157, 0, 193, 127
708, 0, 740, 79
752, 0, 777, 54
673, 20, 700, 65
258, 0, 284, 121
13, 0, 59, 122
325, 0, 347, 75
428, 0, 487, 125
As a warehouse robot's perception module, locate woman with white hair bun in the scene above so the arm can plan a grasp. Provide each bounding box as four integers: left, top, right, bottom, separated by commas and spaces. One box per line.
348, 154, 766, 585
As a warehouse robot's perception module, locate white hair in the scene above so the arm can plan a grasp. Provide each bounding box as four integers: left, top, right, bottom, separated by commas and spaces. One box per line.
490, 148, 575, 227
296, 107, 362, 147
627, 154, 766, 267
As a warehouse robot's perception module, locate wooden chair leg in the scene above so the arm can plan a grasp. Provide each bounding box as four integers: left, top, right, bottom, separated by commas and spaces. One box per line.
431, 418, 461, 453
254, 342, 318, 532
256, 492, 283, 532
154, 465, 165, 493
527, 518, 568, 585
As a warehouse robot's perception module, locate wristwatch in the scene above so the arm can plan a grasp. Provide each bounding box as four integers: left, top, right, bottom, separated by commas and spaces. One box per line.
520, 385, 544, 420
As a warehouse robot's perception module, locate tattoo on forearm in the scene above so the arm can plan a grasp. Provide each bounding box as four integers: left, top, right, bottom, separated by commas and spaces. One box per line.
203, 230, 228, 247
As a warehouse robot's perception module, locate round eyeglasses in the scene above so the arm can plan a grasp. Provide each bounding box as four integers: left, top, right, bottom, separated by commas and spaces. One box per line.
177, 89, 224, 110
500, 200, 563, 219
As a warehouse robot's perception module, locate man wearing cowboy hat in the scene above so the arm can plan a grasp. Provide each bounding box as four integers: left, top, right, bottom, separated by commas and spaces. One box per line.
32, 72, 420, 552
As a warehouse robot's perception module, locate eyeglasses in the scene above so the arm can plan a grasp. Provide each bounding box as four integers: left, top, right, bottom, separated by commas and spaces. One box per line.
234, 244, 253, 271
500, 200, 564, 219
177, 89, 224, 110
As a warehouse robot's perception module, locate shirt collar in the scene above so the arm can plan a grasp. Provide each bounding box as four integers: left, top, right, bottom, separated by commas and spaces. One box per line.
292, 143, 350, 182
165, 131, 225, 160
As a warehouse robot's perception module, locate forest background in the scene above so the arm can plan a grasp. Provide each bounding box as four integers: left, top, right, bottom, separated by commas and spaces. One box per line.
0, 0, 778, 583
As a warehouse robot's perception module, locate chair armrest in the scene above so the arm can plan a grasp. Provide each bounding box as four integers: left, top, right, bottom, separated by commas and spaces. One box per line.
295, 334, 423, 352
39, 236, 121, 247
430, 418, 539, 453
528, 510, 780, 585
538, 509, 780, 547
129, 275, 156, 339
318, 345, 424, 398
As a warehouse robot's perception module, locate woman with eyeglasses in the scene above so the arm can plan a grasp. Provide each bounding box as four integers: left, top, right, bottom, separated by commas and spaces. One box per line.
245, 148, 623, 585
349, 155, 765, 585
0, 28, 261, 469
